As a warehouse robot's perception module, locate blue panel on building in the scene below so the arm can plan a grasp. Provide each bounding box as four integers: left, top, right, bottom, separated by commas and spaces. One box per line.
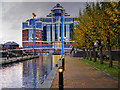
36, 22, 42, 29
22, 22, 28, 29
29, 19, 33, 25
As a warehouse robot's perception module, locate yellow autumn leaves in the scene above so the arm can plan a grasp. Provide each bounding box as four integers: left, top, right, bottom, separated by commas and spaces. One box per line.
72, 2, 120, 50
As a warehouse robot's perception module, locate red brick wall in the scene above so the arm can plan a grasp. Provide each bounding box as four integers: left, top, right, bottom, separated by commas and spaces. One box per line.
22, 29, 28, 41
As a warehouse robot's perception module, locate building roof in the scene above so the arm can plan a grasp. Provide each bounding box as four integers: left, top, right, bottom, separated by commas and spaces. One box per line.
4, 41, 19, 46
52, 3, 65, 11
53, 3, 63, 9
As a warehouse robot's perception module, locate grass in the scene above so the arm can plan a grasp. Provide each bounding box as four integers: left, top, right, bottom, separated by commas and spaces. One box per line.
80, 58, 120, 80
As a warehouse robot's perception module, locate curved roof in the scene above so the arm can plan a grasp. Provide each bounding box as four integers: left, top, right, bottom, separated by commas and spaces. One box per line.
52, 3, 65, 10
4, 41, 19, 45
53, 3, 63, 8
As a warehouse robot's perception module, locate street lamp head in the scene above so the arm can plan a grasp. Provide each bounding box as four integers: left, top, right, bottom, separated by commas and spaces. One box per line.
59, 37, 61, 39
32, 13, 36, 17
64, 37, 66, 39
58, 66, 63, 72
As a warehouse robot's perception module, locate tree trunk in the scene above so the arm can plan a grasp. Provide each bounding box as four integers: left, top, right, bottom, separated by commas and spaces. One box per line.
106, 34, 112, 67
98, 39, 103, 64
86, 49, 89, 59
100, 47, 103, 64
89, 49, 92, 61
93, 47, 96, 62
108, 45, 112, 67
82, 49, 86, 59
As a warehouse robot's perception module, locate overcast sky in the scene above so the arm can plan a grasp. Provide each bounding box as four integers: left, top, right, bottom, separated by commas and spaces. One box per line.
0, 0, 106, 46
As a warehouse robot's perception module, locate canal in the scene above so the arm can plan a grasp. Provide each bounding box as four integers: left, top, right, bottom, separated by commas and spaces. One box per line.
0, 54, 61, 89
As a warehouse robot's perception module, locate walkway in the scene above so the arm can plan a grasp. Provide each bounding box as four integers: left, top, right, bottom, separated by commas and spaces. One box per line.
51, 56, 118, 88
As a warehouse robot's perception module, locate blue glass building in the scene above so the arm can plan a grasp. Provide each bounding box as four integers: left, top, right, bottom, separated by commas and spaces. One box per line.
22, 3, 74, 51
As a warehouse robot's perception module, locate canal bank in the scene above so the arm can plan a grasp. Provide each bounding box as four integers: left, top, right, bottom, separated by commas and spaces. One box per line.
0, 55, 39, 66
40, 56, 62, 88
51, 56, 118, 89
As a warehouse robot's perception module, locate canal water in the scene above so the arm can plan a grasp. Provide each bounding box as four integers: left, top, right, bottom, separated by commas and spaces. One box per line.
0, 54, 61, 89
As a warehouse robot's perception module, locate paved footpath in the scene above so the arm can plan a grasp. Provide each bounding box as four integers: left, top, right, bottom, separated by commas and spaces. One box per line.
51, 56, 119, 88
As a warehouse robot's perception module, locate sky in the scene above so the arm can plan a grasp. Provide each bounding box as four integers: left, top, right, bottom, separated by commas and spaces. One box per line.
0, 0, 112, 47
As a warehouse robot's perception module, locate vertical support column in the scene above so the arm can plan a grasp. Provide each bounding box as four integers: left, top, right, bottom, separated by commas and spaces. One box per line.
66, 24, 70, 40
47, 24, 51, 42
32, 13, 36, 56
63, 16, 65, 38
52, 12, 55, 42
61, 12, 64, 57
56, 23, 60, 41
52, 24, 55, 41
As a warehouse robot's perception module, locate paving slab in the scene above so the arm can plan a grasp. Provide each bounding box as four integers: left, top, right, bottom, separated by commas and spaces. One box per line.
51, 56, 119, 88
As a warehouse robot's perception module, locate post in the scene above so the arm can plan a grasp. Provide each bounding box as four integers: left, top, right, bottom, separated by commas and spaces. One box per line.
62, 57, 65, 71
58, 66, 63, 90
32, 13, 36, 57
61, 12, 64, 57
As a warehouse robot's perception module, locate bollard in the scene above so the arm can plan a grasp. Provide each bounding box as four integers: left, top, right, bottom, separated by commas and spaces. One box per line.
62, 58, 65, 71
56, 64, 58, 67
58, 66, 63, 90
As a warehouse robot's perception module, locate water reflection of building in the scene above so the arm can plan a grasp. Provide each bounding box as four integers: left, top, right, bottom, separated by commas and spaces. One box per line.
52, 55, 61, 67
42, 55, 47, 75
22, 55, 62, 88
46, 55, 52, 75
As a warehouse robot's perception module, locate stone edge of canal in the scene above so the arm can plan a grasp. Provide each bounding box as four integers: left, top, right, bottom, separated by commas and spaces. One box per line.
40, 57, 62, 88
0, 55, 39, 66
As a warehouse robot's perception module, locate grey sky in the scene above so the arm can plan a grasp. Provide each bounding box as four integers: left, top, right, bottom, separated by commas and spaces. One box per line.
0, 0, 105, 46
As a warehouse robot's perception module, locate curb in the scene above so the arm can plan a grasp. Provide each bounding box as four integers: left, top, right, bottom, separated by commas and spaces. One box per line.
40, 58, 62, 88
0, 55, 39, 66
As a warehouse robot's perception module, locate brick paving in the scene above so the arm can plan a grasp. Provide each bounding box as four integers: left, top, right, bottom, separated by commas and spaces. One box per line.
51, 56, 118, 88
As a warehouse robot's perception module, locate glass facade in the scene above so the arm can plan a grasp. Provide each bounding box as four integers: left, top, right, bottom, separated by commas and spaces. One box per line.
22, 3, 74, 44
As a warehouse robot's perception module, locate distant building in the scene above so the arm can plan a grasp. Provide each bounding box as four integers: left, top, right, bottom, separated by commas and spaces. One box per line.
22, 3, 74, 52
2, 41, 19, 50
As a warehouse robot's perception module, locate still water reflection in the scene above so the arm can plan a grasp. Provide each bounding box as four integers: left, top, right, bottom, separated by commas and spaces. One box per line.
0, 55, 61, 89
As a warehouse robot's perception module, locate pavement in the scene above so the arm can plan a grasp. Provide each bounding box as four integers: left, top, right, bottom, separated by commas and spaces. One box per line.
51, 55, 119, 88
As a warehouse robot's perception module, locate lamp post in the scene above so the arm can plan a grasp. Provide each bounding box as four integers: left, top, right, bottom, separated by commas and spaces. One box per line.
61, 12, 64, 57
58, 66, 63, 90
32, 13, 36, 57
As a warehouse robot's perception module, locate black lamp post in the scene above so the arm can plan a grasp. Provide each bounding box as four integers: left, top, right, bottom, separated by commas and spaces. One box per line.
58, 66, 63, 90
62, 56, 65, 71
